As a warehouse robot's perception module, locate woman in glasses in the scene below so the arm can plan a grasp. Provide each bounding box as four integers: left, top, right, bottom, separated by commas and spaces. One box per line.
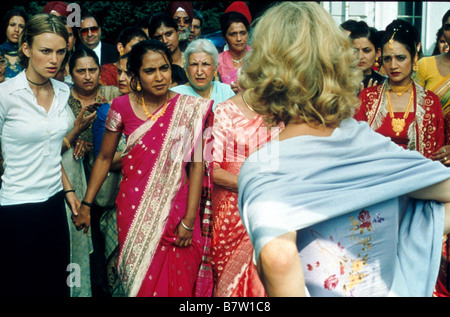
0, 8, 27, 80
78, 12, 118, 66
74, 39, 214, 297
0, 13, 78, 297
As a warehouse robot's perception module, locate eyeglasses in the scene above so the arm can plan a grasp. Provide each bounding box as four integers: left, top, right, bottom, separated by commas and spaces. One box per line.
79, 26, 99, 36
0, 59, 6, 68
444, 23, 450, 31
174, 18, 191, 25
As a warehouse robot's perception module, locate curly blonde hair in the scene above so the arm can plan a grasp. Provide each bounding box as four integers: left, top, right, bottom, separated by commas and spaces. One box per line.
239, 2, 362, 126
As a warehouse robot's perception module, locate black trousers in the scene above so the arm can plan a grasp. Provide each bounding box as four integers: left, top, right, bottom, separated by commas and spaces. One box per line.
0, 191, 70, 297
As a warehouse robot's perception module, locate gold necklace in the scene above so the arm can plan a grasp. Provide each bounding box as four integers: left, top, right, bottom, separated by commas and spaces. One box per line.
390, 81, 412, 96
242, 92, 255, 112
142, 93, 169, 121
386, 89, 414, 136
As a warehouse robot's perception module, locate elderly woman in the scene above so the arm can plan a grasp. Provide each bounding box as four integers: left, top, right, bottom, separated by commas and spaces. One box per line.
171, 39, 235, 111
238, 2, 450, 297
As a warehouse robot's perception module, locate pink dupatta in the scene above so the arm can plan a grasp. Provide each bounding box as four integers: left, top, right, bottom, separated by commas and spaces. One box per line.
112, 94, 213, 297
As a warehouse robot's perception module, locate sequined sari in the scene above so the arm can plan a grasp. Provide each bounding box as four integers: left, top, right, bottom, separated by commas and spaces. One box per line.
105, 93, 214, 297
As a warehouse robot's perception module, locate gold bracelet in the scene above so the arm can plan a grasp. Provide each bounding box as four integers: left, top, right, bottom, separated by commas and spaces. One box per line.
63, 137, 71, 150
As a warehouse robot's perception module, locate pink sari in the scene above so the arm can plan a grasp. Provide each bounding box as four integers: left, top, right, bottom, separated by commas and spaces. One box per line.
211, 99, 283, 296
106, 94, 214, 297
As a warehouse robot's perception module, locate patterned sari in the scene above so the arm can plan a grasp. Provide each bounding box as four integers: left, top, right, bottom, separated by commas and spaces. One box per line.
105, 93, 214, 297
355, 81, 445, 158
211, 99, 283, 297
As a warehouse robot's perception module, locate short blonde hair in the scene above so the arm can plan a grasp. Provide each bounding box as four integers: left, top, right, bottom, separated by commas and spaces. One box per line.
239, 2, 362, 126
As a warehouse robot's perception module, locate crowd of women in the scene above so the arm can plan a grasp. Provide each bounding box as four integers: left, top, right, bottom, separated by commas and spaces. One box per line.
0, 0, 450, 298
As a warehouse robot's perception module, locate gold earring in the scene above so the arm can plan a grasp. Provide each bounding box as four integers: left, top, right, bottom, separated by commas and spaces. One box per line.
136, 81, 142, 91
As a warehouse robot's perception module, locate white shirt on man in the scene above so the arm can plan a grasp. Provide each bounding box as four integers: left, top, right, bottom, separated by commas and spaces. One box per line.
0, 71, 71, 205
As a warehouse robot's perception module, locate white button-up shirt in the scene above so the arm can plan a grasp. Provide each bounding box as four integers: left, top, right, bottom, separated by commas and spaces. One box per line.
0, 71, 71, 205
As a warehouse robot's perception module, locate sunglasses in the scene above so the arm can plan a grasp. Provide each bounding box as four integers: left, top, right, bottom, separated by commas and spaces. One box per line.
174, 17, 191, 25
80, 26, 99, 36
444, 23, 450, 31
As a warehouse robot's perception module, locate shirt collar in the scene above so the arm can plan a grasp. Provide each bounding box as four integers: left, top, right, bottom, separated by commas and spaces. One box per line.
10, 71, 68, 99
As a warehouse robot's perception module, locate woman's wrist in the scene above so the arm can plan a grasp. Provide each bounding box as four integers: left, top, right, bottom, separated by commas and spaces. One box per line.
81, 200, 92, 208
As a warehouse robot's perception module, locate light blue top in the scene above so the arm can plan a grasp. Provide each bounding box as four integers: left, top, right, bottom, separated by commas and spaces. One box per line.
170, 81, 235, 111
239, 118, 450, 296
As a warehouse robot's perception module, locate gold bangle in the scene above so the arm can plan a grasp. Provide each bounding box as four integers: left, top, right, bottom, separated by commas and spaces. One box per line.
63, 137, 71, 150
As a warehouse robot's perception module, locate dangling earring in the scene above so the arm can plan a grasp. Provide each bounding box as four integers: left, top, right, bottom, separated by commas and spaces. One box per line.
413, 54, 418, 72
374, 60, 379, 68
136, 81, 142, 91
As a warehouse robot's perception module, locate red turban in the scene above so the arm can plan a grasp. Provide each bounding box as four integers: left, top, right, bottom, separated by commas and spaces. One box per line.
225, 1, 252, 25
166, 2, 194, 19
42, 1, 70, 17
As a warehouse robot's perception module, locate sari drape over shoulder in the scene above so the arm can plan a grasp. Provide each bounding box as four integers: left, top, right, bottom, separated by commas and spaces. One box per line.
105, 93, 214, 297
416, 56, 450, 144
210, 99, 282, 297
239, 118, 450, 297
355, 82, 445, 158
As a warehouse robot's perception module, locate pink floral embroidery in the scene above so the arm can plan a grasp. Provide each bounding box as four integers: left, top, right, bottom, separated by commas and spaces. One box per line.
358, 210, 372, 229
324, 274, 339, 290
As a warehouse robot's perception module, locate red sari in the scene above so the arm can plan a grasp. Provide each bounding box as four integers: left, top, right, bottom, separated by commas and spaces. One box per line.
355, 82, 445, 158
105, 93, 214, 297
211, 99, 283, 297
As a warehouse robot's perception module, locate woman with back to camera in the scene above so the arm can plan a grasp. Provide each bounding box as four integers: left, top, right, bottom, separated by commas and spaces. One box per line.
74, 39, 215, 297
237, 2, 450, 297
0, 8, 27, 80
0, 13, 79, 297
355, 19, 445, 160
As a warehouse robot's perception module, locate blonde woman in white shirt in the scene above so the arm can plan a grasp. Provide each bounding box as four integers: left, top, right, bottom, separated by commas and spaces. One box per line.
0, 13, 79, 297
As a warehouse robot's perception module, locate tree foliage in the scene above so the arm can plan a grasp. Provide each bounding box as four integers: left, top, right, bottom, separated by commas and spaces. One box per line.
2, 1, 264, 44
